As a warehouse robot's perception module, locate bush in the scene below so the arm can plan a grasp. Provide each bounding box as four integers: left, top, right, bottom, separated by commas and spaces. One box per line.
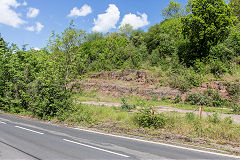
168, 67, 202, 92
152, 95, 158, 101
185, 93, 210, 106
135, 106, 166, 128
226, 83, 240, 102
204, 89, 225, 107
161, 96, 167, 101
173, 94, 182, 104
209, 58, 228, 78
207, 113, 220, 124
121, 98, 135, 111
232, 103, 240, 113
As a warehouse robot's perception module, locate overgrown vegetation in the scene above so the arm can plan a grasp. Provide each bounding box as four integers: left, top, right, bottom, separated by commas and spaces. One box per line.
0, 0, 240, 147
54, 104, 240, 143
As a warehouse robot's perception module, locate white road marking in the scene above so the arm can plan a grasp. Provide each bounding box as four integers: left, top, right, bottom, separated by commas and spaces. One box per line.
15, 126, 44, 135
0, 116, 238, 159
0, 121, 6, 124
73, 127, 240, 159
63, 139, 130, 158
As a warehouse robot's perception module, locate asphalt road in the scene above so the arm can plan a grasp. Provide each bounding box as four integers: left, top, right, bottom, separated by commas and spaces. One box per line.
0, 114, 239, 160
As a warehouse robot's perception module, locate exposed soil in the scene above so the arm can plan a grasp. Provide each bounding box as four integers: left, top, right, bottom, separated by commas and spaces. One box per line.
71, 70, 239, 102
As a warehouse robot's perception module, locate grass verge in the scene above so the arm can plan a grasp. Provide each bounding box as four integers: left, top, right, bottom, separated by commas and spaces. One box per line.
72, 92, 235, 115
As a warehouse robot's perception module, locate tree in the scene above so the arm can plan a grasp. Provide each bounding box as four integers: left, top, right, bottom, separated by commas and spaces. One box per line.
145, 18, 183, 58
162, 1, 185, 19
0, 34, 8, 52
229, 0, 240, 22
86, 32, 104, 42
130, 30, 146, 47
48, 26, 86, 86
181, 0, 235, 61
119, 24, 134, 37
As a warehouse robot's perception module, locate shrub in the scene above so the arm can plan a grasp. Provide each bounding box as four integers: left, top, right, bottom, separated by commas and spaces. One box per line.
185, 93, 210, 106
121, 98, 135, 111
207, 113, 220, 124
135, 106, 166, 128
173, 94, 182, 104
204, 89, 225, 107
226, 83, 240, 102
209, 58, 228, 78
232, 103, 240, 113
168, 67, 202, 92
223, 117, 233, 125
161, 96, 167, 101
152, 94, 158, 101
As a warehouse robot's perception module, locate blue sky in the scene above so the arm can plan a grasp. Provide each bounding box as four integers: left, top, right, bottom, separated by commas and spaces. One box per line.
0, 0, 188, 50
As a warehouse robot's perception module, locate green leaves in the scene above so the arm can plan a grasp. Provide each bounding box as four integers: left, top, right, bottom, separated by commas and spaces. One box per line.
181, 0, 235, 61
0, 35, 72, 119
162, 1, 185, 19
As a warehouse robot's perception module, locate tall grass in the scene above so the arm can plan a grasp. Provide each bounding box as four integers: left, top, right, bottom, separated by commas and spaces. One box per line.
56, 104, 240, 143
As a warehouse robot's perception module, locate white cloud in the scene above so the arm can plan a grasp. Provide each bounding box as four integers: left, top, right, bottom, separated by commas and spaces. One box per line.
92, 4, 120, 33
0, 0, 26, 28
33, 47, 40, 50
27, 7, 39, 18
22, 0, 27, 6
25, 25, 34, 32
68, 4, 92, 17
35, 22, 44, 33
25, 22, 44, 33
120, 12, 149, 29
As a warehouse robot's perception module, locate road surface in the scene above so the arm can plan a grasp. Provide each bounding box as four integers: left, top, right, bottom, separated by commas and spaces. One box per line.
0, 114, 239, 160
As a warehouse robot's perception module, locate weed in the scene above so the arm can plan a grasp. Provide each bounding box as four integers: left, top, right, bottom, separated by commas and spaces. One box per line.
173, 94, 182, 104
232, 103, 240, 113
223, 117, 233, 125
161, 96, 167, 101
207, 113, 220, 124
152, 95, 158, 101
227, 83, 240, 102
121, 98, 135, 111
185, 112, 196, 122
135, 106, 166, 129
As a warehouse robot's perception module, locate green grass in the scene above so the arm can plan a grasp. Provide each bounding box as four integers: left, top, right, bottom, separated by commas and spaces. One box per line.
72, 91, 235, 115
55, 104, 240, 144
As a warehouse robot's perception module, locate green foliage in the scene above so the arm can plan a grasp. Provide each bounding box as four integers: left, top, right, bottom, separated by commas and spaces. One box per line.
162, 1, 185, 19
209, 58, 228, 78
121, 98, 135, 111
48, 26, 86, 84
209, 23, 240, 62
231, 103, 240, 113
229, 0, 240, 22
185, 112, 196, 122
1, 1, 240, 121
0, 36, 72, 119
207, 113, 220, 124
168, 66, 202, 92
226, 82, 240, 101
119, 24, 134, 37
185, 89, 227, 107
185, 93, 211, 106
135, 106, 166, 128
173, 94, 182, 104
152, 95, 158, 101
181, 0, 235, 62
145, 18, 183, 61
161, 96, 167, 101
